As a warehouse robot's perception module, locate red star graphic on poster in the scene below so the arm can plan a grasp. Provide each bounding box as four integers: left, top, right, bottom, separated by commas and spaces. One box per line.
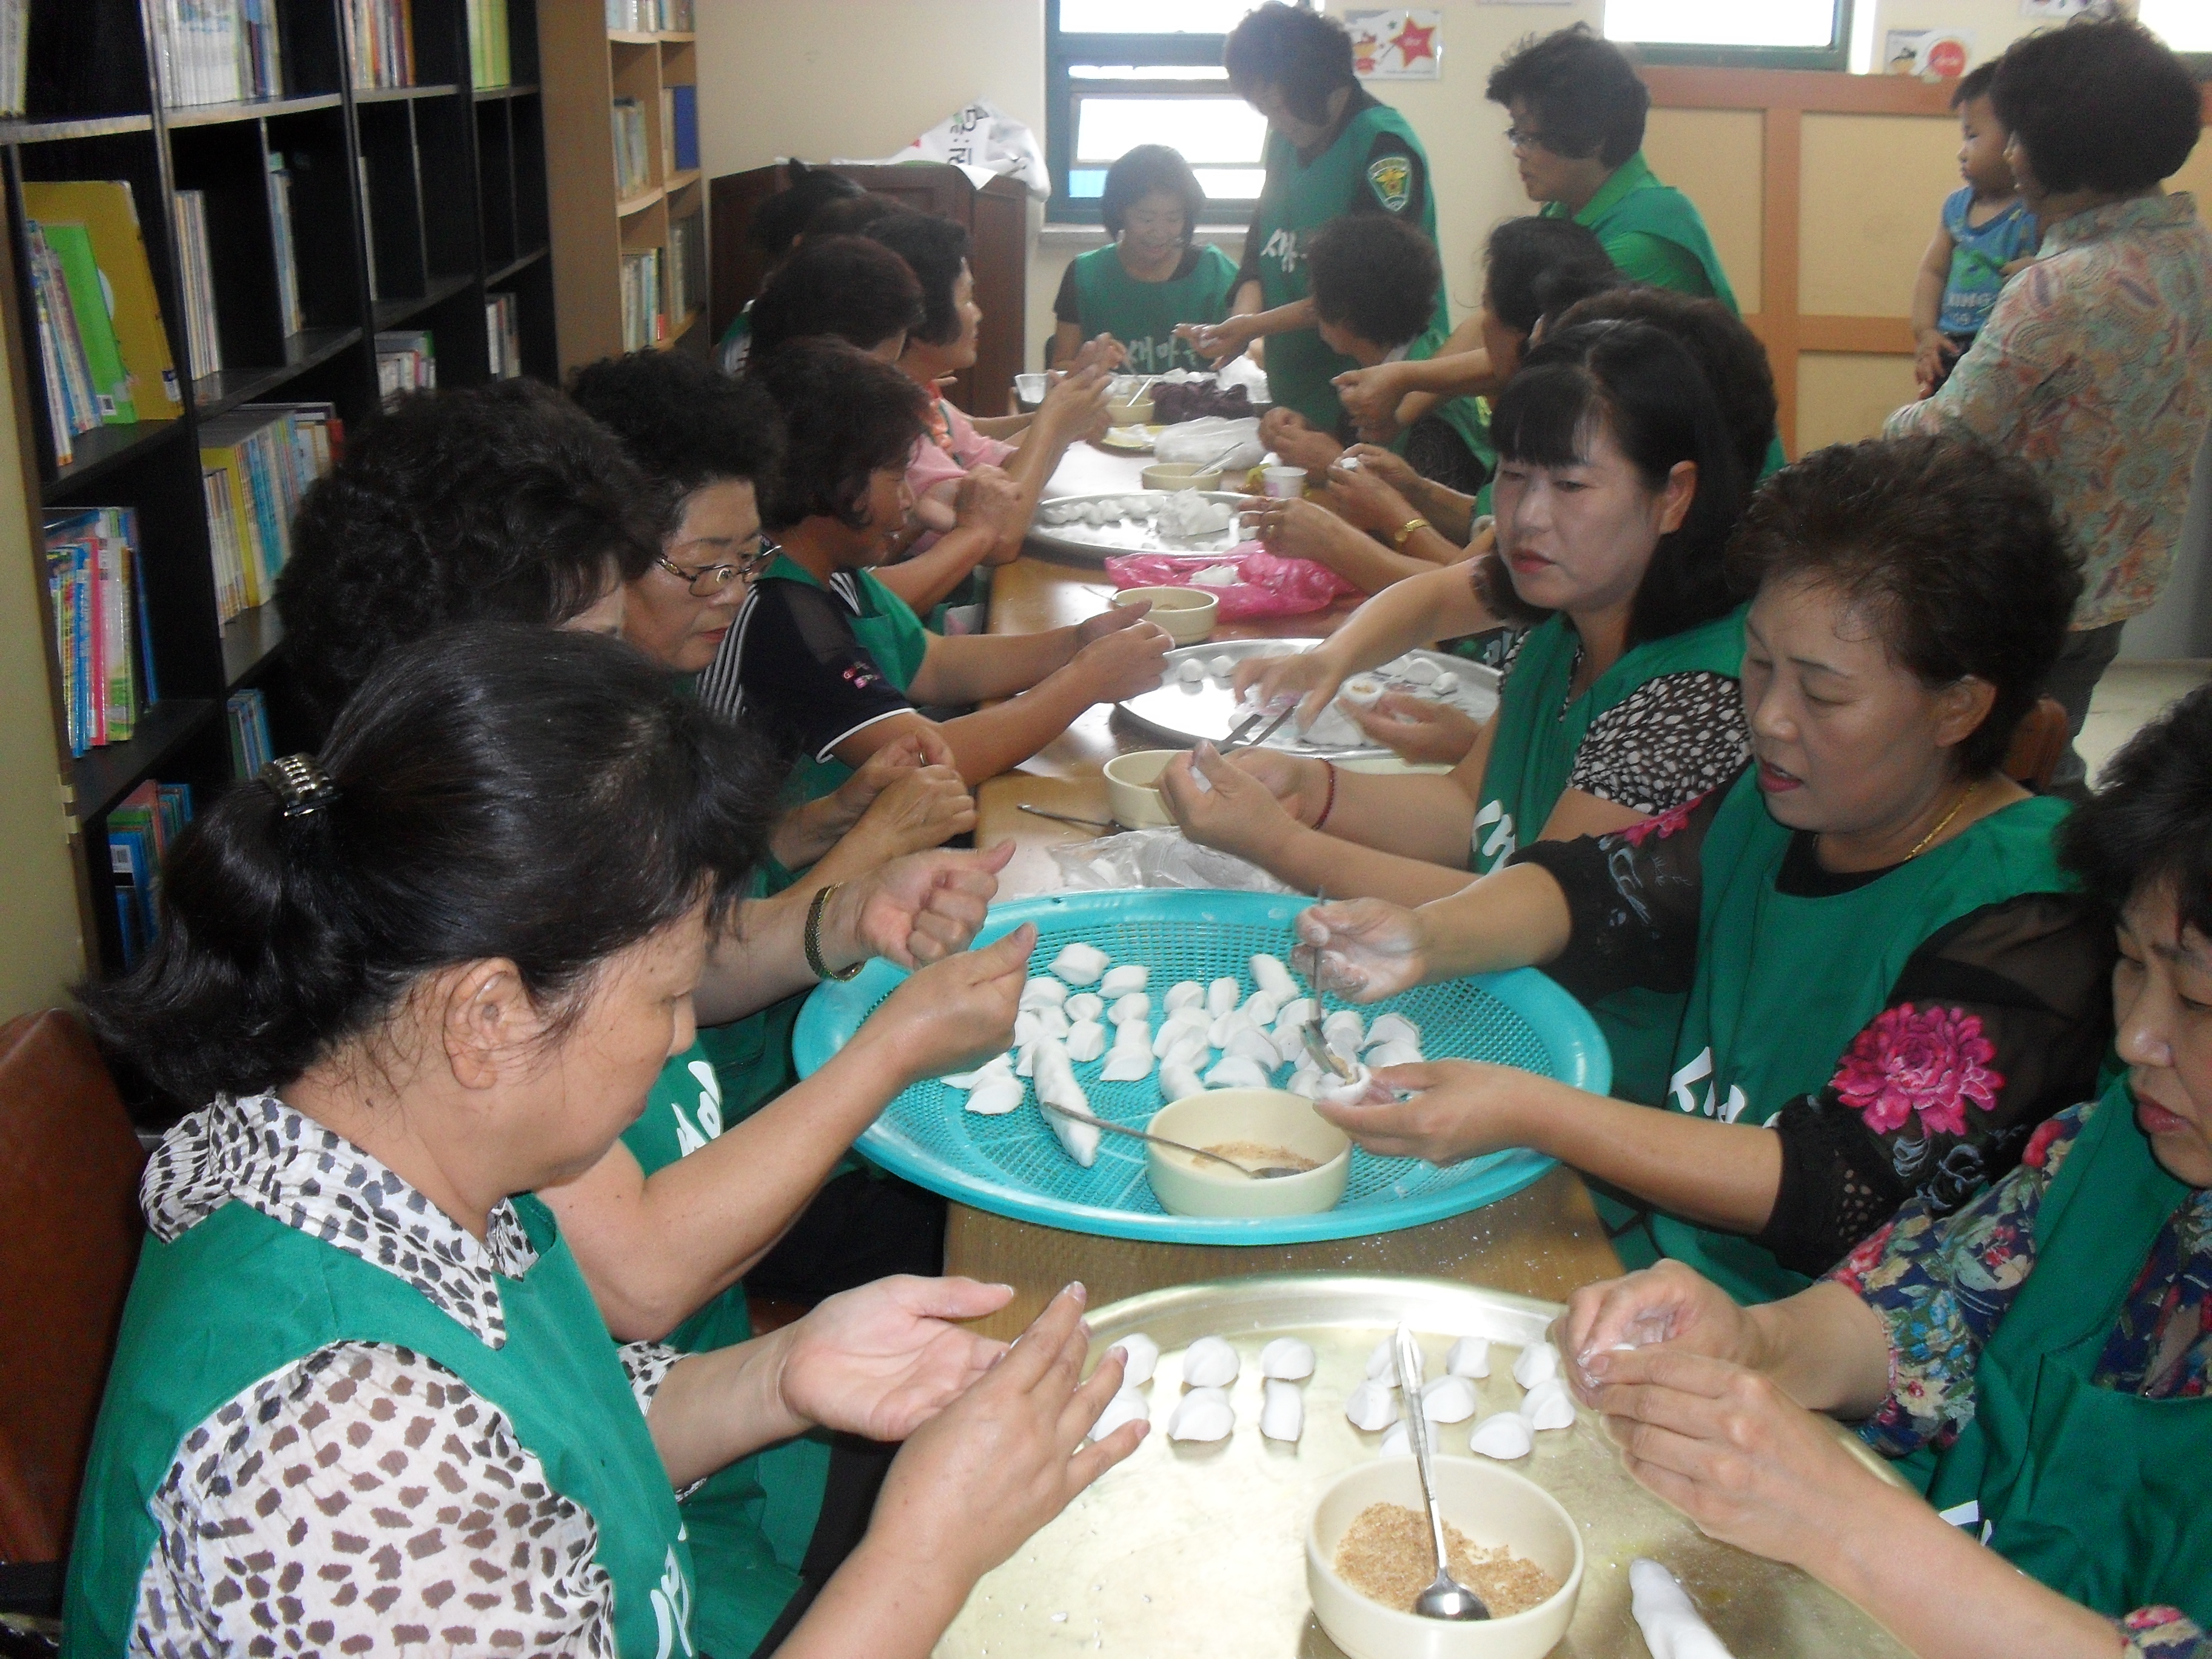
1391, 17, 1436, 67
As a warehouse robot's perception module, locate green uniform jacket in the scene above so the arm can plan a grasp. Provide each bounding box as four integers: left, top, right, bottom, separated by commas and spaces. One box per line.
1927, 1078, 2212, 1624
622, 1042, 835, 1658
1543, 151, 1737, 310
65, 1196, 694, 1659
1476, 606, 1746, 1104
1248, 100, 1446, 429
1067, 242, 1239, 374
1612, 779, 2074, 1304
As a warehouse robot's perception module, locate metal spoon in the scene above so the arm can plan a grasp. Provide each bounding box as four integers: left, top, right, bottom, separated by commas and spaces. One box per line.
1038, 1098, 1305, 1179
1395, 1324, 1490, 1622
1294, 886, 1359, 1081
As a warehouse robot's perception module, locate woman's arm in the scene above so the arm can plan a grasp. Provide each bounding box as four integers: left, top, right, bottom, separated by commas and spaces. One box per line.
1346, 444, 1482, 541
871, 466, 1028, 614
1231, 559, 1500, 725
1179, 291, 1313, 366
1250, 496, 1459, 594
981, 367, 1109, 554
1049, 319, 1087, 371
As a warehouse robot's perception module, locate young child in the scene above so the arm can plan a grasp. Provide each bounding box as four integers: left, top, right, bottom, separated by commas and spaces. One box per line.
1912, 63, 2039, 397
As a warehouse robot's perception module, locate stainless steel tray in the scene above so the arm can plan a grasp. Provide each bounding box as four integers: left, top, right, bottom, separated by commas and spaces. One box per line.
937, 1274, 1908, 1659
1118, 638, 1502, 761
1028, 491, 1249, 565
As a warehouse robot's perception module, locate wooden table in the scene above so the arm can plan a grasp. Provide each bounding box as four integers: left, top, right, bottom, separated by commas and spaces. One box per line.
940, 444, 1623, 1339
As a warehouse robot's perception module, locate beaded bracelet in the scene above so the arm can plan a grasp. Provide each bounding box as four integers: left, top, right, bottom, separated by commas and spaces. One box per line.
805, 882, 863, 982
1314, 759, 1339, 832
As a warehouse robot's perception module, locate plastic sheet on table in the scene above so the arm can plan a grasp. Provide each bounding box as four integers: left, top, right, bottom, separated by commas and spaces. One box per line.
1047, 826, 1298, 894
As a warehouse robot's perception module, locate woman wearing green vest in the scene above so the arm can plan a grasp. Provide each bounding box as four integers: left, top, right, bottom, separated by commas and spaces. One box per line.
1292, 437, 2113, 1311
1164, 321, 1752, 1102
1050, 144, 1239, 375
1553, 686, 2212, 1654
1179, 4, 1446, 431
723, 340, 1173, 797
66, 628, 1144, 1659
1333, 25, 1740, 449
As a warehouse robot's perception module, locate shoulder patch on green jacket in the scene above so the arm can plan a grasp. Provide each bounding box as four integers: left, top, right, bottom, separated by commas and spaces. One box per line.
1366, 153, 1412, 213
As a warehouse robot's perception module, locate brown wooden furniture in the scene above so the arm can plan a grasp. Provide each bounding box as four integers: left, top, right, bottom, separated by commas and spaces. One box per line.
2004, 695, 2073, 794
0, 1012, 147, 1568
708, 161, 1028, 415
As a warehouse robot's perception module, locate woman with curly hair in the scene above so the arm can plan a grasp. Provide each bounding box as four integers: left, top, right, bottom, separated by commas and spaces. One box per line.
1556, 680, 2212, 1654
1290, 436, 2114, 1315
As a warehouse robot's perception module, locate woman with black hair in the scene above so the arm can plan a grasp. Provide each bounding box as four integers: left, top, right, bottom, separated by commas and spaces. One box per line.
716, 158, 864, 374
1294, 435, 2113, 1314
62, 627, 1144, 1659
1165, 320, 1752, 1102
1049, 143, 1239, 374
720, 340, 1171, 796
1550, 682, 2212, 1652
1887, 15, 2212, 799
1179, 2, 1445, 431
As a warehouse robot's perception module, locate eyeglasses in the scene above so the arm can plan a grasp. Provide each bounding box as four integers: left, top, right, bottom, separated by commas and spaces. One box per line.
1505, 127, 1555, 154
658, 534, 777, 597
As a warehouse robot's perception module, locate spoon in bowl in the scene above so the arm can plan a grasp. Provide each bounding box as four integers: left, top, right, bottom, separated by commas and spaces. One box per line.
1395, 1324, 1491, 1621
1039, 1098, 1305, 1178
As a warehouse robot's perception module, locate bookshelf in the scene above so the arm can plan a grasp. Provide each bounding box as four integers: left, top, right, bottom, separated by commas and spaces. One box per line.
1, 0, 557, 983
541, 4, 703, 372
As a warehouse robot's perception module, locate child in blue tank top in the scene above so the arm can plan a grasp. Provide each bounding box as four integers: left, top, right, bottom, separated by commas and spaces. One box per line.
1912, 64, 2039, 397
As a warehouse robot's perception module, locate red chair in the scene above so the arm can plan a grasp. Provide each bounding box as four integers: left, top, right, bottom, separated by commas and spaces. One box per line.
2003, 695, 2071, 794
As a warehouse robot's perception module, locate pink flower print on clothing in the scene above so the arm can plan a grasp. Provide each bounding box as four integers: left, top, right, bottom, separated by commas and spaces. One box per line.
1618, 793, 1705, 847
1829, 1003, 2003, 1139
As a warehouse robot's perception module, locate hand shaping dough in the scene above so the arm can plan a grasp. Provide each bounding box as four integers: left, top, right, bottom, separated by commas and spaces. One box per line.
1110, 1332, 1159, 1386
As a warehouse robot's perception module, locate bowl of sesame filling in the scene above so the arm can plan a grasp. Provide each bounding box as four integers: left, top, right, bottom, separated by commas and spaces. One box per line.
1306, 1455, 1583, 1659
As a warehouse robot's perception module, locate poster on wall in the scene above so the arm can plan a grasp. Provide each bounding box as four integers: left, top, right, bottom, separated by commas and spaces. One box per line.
1347, 10, 1443, 78
2019, 0, 2097, 16
1885, 28, 1976, 78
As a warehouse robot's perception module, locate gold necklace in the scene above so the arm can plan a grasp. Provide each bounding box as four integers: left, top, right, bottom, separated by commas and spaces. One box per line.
1905, 780, 1980, 860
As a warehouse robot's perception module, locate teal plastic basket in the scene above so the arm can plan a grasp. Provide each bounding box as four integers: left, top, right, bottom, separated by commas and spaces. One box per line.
793, 889, 1610, 1245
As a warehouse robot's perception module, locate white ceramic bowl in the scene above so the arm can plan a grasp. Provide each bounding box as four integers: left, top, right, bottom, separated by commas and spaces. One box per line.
1102, 749, 1178, 828
1112, 585, 1217, 645
1307, 1456, 1584, 1659
1141, 461, 1224, 492
1108, 394, 1156, 425
1144, 1088, 1352, 1217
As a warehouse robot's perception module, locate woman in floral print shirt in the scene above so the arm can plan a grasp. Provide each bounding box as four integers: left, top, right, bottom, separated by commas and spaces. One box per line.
1555, 683, 2212, 1656
1295, 437, 2112, 1304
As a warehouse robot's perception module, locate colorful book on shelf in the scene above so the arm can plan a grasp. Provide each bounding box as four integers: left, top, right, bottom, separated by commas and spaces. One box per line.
669, 84, 697, 173
24, 222, 99, 466
485, 292, 521, 378
611, 96, 649, 198
343, 0, 415, 90
149, 0, 284, 109
374, 329, 435, 404
107, 780, 195, 969
36, 221, 136, 424
23, 181, 186, 427
44, 507, 147, 756
468, 0, 511, 88
226, 689, 273, 779
0, 0, 28, 118
173, 190, 222, 381
199, 404, 340, 622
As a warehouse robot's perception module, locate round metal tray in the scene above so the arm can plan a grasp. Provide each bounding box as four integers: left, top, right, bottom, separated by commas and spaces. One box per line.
1119, 638, 1501, 760
938, 1273, 1911, 1659
1027, 490, 1249, 565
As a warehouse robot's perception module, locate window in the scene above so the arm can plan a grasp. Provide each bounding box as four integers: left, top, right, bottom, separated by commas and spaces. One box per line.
1047, 0, 1305, 225
2141, 0, 2212, 55
1603, 0, 1853, 69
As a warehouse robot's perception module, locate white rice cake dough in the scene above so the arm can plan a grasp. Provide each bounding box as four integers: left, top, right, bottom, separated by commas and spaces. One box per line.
1164, 981, 1205, 1014
1176, 657, 1207, 682
1249, 953, 1299, 1002
1159, 1059, 1206, 1101
1470, 1410, 1533, 1460
1364, 1012, 1420, 1050
1446, 1336, 1491, 1379
1100, 964, 1150, 997
1091, 1389, 1150, 1441
1206, 976, 1242, 1017
1111, 1332, 1159, 1386
1051, 942, 1110, 986
1343, 1379, 1398, 1431
1203, 1054, 1273, 1090
1379, 1417, 1439, 1457
1420, 1375, 1479, 1424
1064, 1020, 1107, 1062
1259, 1336, 1315, 1380
1259, 1377, 1304, 1442
1167, 1387, 1234, 1441
1020, 976, 1069, 1011
1520, 1376, 1577, 1430
1064, 992, 1104, 1024
1512, 1340, 1561, 1389
1108, 993, 1151, 1025
1181, 1336, 1239, 1387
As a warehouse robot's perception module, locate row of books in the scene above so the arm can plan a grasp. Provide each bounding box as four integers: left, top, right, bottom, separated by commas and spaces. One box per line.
620, 247, 665, 352
0, 0, 27, 117
662, 83, 698, 175
149, 0, 284, 109
202, 401, 340, 623
22, 181, 186, 466
45, 508, 158, 758
376, 327, 436, 404
227, 689, 275, 779
485, 293, 522, 379
466, 0, 514, 89
268, 158, 304, 336
174, 190, 222, 382
668, 213, 704, 333
606, 0, 692, 32
109, 780, 195, 970
612, 96, 651, 199
343, 0, 414, 90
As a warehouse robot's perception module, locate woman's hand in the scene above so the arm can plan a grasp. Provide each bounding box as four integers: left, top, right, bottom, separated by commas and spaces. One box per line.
1913, 329, 1960, 399
1259, 408, 1343, 472
1067, 609, 1173, 701
1225, 743, 1332, 822
1158, 742, 1304, 866
1242, 495, 1372, 575
1178, 313, 1261, 366
1232, 649, 1347, 732
1312, 1057, 1545, 1165
775, 1275, 1017, 1441
831, 842, 1013, 970
1558, 1258, 1764, 1402
820, 728, 954, 829
1037, 363, 1111, 444
1341, 442, 1425, 498
1072, 333, 1127, 372
1592, 1346, 1892, 1572
1348, 691, 1484, 766
1321, 460, 1420, 539
843, 765, 977, 861
866, 1282, 1145, 1590
1330, 361, 1413, 435
1292, 895, 1432, 1000
857, 922, 1034, 1088
953, 463, 1027, 560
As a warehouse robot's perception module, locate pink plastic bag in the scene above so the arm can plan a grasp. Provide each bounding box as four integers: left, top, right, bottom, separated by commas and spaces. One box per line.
1102, 542, 1357, 620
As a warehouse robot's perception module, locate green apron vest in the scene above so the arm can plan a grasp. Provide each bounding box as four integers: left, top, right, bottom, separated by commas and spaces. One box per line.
1926, 1079, 2212, 1623
622, 1045, 834, 1658
1399, 325, 1495, 475
1612, 780, 2074, 1306
64, 1194, 693, 1659
1250, 103, 1446, 429
1069, 243, 1239, 374
1544, 152, 1739, 313
1475, 606, 1746, 1104
761, 552, 930, 803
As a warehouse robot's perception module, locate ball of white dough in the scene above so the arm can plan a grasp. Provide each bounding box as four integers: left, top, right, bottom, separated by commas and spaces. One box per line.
1520, 1376, 1577, 1431
1064, 992, 1104, 1024
1164, 980, 1205, 1013
1109, 1332, 1159, 1387
1258, 1336, 1315, 1380
1421, 1375, 1480, 1424
1344, 1379, 1399, 1432
1051, 943, 1110, 986
1181, 1336, 1240, 1388
1100, 964, 1150, 997
1380, 1417, 1439, 1458
1446, 1336, 1491, 1379
1208, 654, 1236, 679
1259, 1377, 1305, 1443
1365, 1337, 1400, 1383
1108, 993, 1152, 1025
1512, 1340, 1561, 1389
1021, 977, 1069, 1011
1064, 1020, 1107, 1062
1432, 671, 1460, 696
1090, 1389, 1150, 1441
1167, 1387, 1234, 1442
1176, 657, 1207, 682
1469, 1410, 1535, 1460
1206, 976, 1241, 1017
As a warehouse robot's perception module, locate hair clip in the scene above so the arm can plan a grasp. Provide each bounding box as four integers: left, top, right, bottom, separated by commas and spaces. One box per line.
260, 754, 341, 817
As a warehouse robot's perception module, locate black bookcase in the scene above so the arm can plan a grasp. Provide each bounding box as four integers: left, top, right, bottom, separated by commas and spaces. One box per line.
2, 0, 555, 982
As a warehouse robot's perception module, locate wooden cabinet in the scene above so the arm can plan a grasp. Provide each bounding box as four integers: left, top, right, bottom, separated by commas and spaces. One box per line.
709, 161, 1027, 417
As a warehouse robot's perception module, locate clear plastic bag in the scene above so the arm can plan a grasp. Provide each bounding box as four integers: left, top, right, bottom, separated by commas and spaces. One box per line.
1104, 543, 1358, 619
1047, 827, 1298, 894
